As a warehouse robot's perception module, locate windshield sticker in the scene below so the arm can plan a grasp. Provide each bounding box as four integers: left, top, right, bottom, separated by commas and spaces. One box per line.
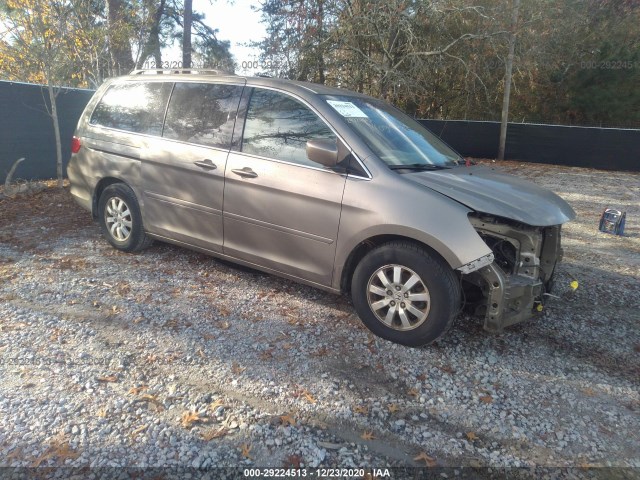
327, 100, 368, 118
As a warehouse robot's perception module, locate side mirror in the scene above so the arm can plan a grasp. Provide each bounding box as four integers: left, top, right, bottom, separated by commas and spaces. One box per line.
306, 138, 338, 168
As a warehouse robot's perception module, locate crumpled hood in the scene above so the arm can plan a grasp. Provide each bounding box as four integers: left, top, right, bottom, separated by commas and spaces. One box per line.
406, 165, 576, 226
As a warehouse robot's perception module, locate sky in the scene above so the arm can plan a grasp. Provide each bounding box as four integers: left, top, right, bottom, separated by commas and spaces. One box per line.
166, 0, 267, 75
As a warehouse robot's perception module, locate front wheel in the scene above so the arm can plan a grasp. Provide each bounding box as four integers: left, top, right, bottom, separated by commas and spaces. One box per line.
351, 241, 461, 347
98, 183, 152, 252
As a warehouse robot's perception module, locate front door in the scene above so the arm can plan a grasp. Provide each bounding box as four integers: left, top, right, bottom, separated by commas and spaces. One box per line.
223, 88, 346, 286
142, 81, 244, 252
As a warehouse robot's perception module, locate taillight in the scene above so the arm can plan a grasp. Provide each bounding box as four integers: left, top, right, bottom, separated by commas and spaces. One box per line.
71, 136, 81, 153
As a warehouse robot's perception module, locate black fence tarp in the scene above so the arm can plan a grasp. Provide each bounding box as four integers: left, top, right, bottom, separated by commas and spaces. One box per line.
0, 80, 94, 184
420, 119, 640, 172
1, 80, 639, 183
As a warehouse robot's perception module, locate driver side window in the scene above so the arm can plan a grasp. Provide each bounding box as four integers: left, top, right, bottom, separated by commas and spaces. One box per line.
241, 88, 336, 168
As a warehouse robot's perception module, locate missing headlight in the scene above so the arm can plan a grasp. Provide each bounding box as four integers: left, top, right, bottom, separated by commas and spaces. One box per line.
478, 234, 517, 273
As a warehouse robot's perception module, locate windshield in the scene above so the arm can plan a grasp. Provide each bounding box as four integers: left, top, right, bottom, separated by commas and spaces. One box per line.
322, 95, 462, 168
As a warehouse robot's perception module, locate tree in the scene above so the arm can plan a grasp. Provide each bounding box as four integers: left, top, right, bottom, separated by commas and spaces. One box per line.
255, 0, 334, 81
497, 0, 520, 161
106, 0, 135, 73
0, 0, 83, 187
182, 0, 191, 68
135, 0, 168, 69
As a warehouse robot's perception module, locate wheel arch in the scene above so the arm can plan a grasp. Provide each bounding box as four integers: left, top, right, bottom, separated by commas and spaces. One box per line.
338, 233, 456, 294
92, 177, 133, 219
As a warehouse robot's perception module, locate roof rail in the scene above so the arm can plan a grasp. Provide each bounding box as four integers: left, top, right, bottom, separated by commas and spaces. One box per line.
129, 69, 235, 76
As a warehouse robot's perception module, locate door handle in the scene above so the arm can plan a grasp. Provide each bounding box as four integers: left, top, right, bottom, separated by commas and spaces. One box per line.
231, 167, 258, 178
194, 159, 217, 170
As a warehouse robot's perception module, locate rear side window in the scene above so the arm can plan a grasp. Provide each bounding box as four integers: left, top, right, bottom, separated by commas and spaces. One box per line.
163, 82, 243, 149
90, 82, 172, 136
241, 88, 336, 167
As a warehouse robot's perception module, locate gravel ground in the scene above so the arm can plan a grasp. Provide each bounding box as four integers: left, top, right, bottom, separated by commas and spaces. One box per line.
0, 161, 639, 478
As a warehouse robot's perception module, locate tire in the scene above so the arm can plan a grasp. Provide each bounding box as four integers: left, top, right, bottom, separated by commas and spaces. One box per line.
98, 183, 152, 252
351, 241, 461, 347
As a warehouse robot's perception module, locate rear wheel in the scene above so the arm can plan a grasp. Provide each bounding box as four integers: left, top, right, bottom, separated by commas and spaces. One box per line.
351, 241, 461, 347
98, 183, 152, 252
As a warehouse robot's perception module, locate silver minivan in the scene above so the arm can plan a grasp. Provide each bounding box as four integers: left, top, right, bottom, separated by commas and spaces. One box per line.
67, 70, 576, 346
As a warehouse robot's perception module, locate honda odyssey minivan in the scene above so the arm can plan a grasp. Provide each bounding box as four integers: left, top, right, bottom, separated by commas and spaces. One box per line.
67, 69, 576, 346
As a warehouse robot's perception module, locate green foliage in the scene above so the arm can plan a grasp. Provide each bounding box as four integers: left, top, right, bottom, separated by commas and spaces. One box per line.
256, 0, 640, 127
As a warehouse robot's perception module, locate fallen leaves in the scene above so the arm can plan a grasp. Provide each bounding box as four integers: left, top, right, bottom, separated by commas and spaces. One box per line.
181, 410, 206, 429
479, 395, 493, 404
128, 385, 148, 395
258, 290, 275, 300
115, 282, 131, 296
387, 403, 400, 413
285, 309, 302, 326
360, 430, 376, 440
49, 328, 63, 342
354, 405, 369, 415
407, 388, 420, 397
209, 399, 225, 412
139, 393, 163, 408
240, 443, 252, 459
163, 319, 179, 329
367, 336, 377, 354
231, 362, 246, 375
291, 387, 316, 403
413, 451, 437, 467
260, 348, 275, 360
128, 386, 163, 412
312, 346, 329, 357
32, 436, 80, 467
4, 446, 24, 462
279, 414, 296, 426
301, 390, 316, 404
130, 424, 148, 438
96, 407, 108, 418
201, 427, 228, 441
439, 364, 456, 375
283, 454, 302, 469
466, 431, 478, 441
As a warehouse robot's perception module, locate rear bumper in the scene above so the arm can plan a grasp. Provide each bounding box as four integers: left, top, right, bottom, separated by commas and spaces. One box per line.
464, 217, 563, 332
67, 157, 93, 213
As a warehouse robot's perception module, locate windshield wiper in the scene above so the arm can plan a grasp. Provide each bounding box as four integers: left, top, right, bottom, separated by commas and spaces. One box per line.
389, 163, 451, 171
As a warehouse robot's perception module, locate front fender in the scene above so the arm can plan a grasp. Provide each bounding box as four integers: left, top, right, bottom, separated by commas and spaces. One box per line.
332, 175, 492, 290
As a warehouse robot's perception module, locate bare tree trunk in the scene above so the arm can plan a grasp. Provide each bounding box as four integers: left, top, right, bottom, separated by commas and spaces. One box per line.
106, 0, 134, 73
136, 0, 166, 69
498, 0, 520, 161
47, 84, 64, 188
182, 0, 192, 69
317, 0, 325, 84
4, 158, 25, 194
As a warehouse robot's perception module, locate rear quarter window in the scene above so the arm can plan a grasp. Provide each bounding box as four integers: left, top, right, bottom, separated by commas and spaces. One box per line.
90, 82, 172, 136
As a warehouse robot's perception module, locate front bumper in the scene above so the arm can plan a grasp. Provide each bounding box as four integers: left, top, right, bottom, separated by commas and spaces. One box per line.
463, 215, 563, 332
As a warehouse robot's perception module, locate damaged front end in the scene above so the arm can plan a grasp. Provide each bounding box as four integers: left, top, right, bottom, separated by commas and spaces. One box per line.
461, 214, 563, 332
